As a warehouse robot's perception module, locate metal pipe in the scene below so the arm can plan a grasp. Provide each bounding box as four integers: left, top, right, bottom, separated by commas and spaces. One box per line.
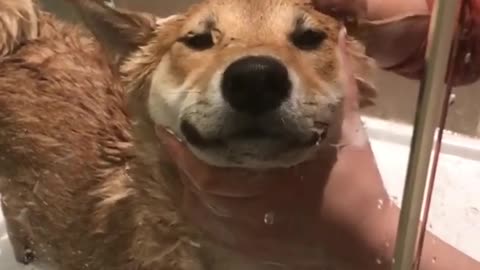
392, 1, 462, 270
414, 2, 469, 268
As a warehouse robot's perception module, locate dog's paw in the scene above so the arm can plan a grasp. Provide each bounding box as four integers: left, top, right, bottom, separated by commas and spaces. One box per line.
20, 248, 36, 265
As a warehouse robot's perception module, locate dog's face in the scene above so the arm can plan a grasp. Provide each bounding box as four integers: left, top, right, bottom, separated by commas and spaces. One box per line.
71, 0, 373, 169
150, 0, 343, 169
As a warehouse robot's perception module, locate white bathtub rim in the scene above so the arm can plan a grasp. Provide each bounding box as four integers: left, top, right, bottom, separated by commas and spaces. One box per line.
362, 116, 480, 161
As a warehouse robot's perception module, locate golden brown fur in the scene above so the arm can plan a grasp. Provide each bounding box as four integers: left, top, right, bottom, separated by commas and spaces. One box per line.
0, 0, 376, 269
0, 0, 39, 57
0, 3, 200, 270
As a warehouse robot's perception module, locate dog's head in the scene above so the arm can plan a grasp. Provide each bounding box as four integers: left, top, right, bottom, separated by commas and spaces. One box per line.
70, 0, 375, 169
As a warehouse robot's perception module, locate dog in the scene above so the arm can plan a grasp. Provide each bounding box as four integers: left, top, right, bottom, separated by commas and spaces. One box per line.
0, 0, 39, 57
0, 0, 376, 269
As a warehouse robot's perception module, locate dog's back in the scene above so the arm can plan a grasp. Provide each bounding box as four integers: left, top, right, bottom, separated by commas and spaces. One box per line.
0, 1, 136, 268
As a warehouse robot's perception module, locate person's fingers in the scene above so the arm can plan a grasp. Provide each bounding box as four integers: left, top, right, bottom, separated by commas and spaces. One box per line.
314, 0, 430, 79
336, 28, 370, 147
155, 127, 283, 196
154, 126, 225, 179
337, 28, 360, 114
154, 127, 185, 161
313, 0, 367, 19
361, 15, 429, 72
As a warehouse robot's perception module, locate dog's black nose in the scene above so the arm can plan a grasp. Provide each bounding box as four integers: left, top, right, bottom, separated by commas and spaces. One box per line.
221, 56, 291, 115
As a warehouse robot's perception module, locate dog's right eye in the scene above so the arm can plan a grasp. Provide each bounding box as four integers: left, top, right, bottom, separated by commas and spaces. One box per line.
180, 32, 215, 50
290, 29, 327, 51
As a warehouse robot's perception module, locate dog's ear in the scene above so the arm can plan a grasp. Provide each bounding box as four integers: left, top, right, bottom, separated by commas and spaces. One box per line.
67, 0, 157, 66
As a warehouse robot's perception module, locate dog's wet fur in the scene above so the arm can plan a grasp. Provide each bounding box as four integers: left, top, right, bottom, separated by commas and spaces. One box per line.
0, 0, 376, 269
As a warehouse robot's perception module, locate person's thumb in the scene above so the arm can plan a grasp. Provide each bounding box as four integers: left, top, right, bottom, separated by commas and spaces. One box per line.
337, 28, 360, 114
336, 27, 370, 147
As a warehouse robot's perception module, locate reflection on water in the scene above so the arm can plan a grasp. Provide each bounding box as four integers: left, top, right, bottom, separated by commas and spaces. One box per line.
263, 212, 276, 226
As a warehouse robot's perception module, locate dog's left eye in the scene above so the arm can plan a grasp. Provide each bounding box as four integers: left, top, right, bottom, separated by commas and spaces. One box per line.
290, 29, 327, 51
180, 32, 215, 50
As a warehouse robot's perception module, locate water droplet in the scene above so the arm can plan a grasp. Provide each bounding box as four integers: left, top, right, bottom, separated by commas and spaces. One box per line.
345, 15, 355, 23
377, 199, 384, 209
449, 94, 456, 106
384, 241, 390, 248
465, 52, 472, 64
263, 261, 287, 269
391, 258, 396, 264
375, 258, 383, 265
23, 248, 35, 264
264, 212, 275, 225
432, 257, 437, 263
188, 240, 201, 248
104, 0, 116, 8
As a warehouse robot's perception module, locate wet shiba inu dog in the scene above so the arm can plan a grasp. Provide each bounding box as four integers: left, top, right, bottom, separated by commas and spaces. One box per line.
0, 0, 376, 269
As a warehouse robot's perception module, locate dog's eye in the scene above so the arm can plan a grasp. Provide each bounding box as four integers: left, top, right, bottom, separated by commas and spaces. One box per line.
290, 29, 327, 51
180, 32, 214, 50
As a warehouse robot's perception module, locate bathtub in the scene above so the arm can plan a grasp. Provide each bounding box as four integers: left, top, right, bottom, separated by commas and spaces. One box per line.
1, 116, 479, 269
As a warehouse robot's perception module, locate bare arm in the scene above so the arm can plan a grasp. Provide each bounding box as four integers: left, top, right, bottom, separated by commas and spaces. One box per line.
327, 145, 480, 270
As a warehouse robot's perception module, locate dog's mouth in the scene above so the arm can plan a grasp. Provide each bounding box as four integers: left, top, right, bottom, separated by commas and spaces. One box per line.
179, 120, 328, 149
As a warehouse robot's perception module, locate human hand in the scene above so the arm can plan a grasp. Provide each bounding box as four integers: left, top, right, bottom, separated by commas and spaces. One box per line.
314, 0, 480, 85
156, 29, 391, 268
